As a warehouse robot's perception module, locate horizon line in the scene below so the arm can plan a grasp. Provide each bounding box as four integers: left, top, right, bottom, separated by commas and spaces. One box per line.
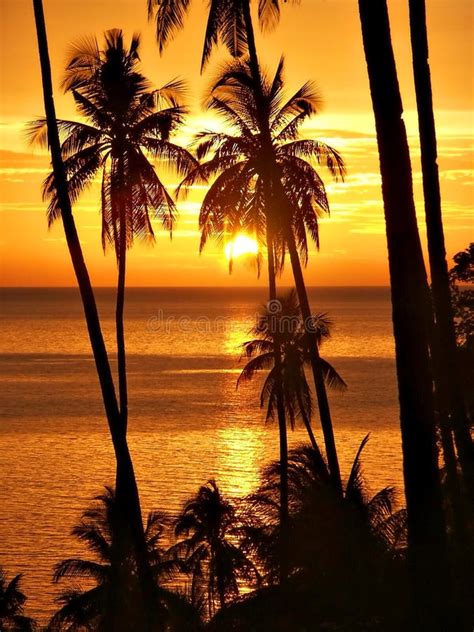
0, 284, 392, 289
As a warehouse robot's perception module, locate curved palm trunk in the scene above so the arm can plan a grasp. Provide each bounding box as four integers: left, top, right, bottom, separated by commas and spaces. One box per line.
32, 2, 157, 627
33, 0, 120, 457
266, 227, 290, 586
296, 392, 328, 478
357, 2, 452, 629
285, 229, 343, 495
408, 0, 474, 499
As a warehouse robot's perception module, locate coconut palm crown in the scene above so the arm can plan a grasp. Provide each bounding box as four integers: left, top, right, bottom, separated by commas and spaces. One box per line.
238, 289, 346, 436
178, 57, 345, 269
168, 480, 259, 620
30, 29, 197, 254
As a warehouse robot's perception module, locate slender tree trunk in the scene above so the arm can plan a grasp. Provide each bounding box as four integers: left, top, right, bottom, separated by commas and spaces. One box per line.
285, 229, 343, 494
116, 156, 129, 436
266, 227, 290, 586
297, 392, 329, 477
116, 250, 128, 427
408, 0, 474, 498
357, 1, 453, 629
269, 172, 342, 493
33, 0, 120, 453
32, 2, 157, 627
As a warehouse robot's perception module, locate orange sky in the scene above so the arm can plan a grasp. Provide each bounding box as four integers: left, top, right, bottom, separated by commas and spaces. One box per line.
0, 0, 472, 287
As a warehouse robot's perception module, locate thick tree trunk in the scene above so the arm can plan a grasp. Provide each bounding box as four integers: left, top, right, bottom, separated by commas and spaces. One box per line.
32, 2, 157, 627
357, 1, 453, 629
266, 227, 290, 586
408, 0, 474, 498
241, 1, 261, 99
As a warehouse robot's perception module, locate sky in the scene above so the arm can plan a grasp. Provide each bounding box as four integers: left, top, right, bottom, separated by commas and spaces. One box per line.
0, 0, 472, 287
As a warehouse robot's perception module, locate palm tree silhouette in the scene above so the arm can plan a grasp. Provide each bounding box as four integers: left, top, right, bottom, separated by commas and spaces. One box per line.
0, 569, 36, 632
31, 3, 157, 624
246, 437, 407, 597
238, 289, 346, 467
169, 480, 259, 620
357, 1, 451, 628
209, 440, 409, 629
152, 0, 344, 583
179, 58, 345, 492
30, 29, 197, 436
48, 487, 199, 631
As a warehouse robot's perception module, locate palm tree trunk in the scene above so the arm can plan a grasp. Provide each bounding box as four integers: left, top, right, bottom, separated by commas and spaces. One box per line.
241, 1, 261, 99
285, 229, 343, 495
32, 2, 156, 626
408, 0, 474, 499
266, 227, 290, 586
296, 392, 328, 477
116, 249, 128, 428
116, 156, 129, 436
357, 1, 451, 628
33, 0, 120, 454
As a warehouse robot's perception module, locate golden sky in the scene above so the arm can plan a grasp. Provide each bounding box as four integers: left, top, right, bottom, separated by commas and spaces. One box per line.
0, 0, 472, 286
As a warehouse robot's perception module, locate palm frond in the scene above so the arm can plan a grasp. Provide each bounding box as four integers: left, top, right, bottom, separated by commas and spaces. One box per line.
149, 0, 191, 53
345, 433, 370, 501
281, 139, 346, 181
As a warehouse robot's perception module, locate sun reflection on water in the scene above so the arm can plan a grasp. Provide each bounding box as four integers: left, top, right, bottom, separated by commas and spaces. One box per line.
215, 425, 266, 497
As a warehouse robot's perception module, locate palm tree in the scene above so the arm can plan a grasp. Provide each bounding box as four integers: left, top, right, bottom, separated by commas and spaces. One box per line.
31, 2, 156, 623
168, 480, 259, 620
0, 569, 36, 632
30, 29, 197, 438
151, 0, 344, 584
244, 438, 408, 618
179, 58, 345, 494
357, 1, 452, 628
48, 487, 198, 632
408, 0, 474, 498
238, 289, 346, 465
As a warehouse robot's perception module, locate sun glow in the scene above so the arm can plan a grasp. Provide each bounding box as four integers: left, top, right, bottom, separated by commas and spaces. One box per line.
224, 235, 259, 261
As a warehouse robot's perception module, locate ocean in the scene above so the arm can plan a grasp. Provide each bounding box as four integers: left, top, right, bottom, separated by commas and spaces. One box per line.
0, 286, 403, 622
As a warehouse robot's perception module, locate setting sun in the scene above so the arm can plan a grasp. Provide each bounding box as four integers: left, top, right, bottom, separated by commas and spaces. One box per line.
224, 235, 259, 261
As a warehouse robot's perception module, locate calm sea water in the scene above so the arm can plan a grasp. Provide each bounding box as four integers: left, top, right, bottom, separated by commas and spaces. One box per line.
0, 287, 403, 623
